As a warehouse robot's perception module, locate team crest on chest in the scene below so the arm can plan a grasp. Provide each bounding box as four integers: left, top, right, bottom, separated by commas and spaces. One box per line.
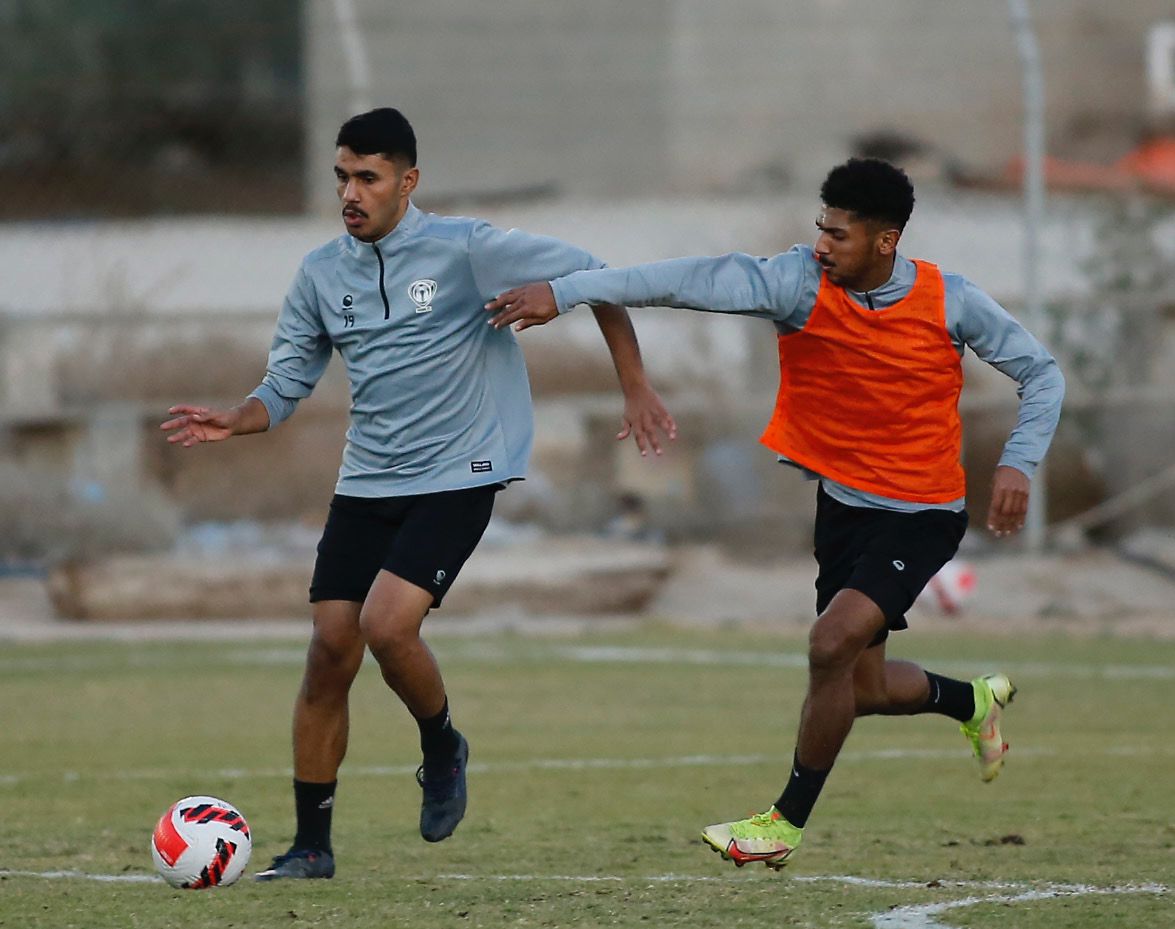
409, 279, 437, 314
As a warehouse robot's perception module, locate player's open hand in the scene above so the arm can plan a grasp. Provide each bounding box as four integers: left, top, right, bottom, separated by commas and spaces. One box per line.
160, 405, 238, 447
485, 283, 559, 331
618, 382, 677, 457
987, 465, 1030, 537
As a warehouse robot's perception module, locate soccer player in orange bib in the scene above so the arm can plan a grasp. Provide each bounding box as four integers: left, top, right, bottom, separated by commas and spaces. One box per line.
486, 158, 1064, 869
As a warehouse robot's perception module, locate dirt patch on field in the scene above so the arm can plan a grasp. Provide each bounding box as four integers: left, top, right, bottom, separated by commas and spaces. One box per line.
649, 545, 1175, 639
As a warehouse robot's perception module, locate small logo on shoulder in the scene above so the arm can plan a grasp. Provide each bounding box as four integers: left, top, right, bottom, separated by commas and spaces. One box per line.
892, 560, 906, 571
433, 569, 447, 586
470, 460, 493, 473
342, 294, 353, 309
409, 279, 437, 313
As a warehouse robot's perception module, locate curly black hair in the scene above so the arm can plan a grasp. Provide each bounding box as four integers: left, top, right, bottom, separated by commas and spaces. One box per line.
820, 158, 915, 230
336, 108, 417, 166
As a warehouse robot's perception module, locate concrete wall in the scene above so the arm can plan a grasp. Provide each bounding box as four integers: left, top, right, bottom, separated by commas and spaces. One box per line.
305, 0, 674, 207
1, 192, 1170, 544
305, 0, 1172, 210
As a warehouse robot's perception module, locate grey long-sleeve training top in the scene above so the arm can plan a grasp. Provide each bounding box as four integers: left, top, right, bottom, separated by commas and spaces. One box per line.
250, 203, 605, 497
552, 245, 1065, 513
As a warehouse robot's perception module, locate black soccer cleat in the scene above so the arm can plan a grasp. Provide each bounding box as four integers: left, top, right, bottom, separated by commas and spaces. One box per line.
253, 847, 335, 881
416, 730, 469, 842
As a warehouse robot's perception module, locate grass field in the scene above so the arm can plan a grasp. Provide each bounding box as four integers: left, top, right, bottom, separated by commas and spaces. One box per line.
1, 625, 1172, 928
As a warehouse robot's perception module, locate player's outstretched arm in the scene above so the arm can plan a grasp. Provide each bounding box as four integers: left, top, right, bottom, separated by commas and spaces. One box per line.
616, 381, 677, 458
986, 465, 1030, 537
485, 283, 558, 331
486, 284, 676, 454
160, 396, 271, 448
589, 303, 677, 457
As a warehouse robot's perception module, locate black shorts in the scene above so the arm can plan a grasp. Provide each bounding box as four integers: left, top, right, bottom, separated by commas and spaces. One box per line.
813, 485, 968, 646
309, 486, 499, 607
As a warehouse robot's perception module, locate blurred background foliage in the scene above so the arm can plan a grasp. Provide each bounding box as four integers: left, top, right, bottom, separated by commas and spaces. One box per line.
0, 0, 303, 217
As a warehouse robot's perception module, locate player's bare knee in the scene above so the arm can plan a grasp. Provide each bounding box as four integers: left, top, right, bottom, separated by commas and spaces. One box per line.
807, 626, 858, 675
301, 634, 362, 702
809, 612, 877, 675
359, 606, 420, 662
308, 622, 361, 666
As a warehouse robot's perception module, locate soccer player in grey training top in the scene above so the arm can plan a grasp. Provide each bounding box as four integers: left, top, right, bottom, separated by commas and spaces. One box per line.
162, 107, 675, 881
487, 158, 1064, 870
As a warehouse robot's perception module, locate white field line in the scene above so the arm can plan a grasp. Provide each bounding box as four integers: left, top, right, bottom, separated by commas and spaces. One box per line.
2, 866, 1164, 929
4, 867, 1163, 911
0, 869, 159, 883
2, 643, 1174, 681
11, 741, 1175, 789
548, 645, 1175, 682
427, 873, 1029, 887
432, 873, 1167, 929
0, 747, 1061, 788
869, 882, 1169, 929
428, 872, 1166, 895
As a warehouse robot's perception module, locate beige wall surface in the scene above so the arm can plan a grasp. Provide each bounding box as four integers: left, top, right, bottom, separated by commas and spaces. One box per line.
305, 0, 1172, 210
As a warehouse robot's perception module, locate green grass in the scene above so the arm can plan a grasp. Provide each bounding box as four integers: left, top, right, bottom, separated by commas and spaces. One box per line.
0, 627, 1172, 928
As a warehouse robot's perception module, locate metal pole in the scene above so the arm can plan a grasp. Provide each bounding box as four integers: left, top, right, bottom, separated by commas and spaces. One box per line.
1007, 0, 1048, 552
330, 0, 373, 115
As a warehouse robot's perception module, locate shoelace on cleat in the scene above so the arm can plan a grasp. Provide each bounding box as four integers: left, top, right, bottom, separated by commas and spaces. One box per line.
729, 810, 786, 838
269, 848, 319, 868
961, 720, 998, 757
416, 762, 461, 800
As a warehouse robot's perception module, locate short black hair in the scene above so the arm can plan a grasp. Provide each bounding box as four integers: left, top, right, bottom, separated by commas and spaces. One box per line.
335, 108, 417, 166
820, 158, 915, 230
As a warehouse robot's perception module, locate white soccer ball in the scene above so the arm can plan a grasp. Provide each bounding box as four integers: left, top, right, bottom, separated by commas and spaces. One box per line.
150, 796, 252, 889
921, 558, 978, 616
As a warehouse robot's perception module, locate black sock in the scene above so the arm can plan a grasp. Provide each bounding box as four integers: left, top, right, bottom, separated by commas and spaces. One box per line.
292, 779, 336, 853
922, 672, 976, 722
417, 697, 459, 759
774, 752, 830, 829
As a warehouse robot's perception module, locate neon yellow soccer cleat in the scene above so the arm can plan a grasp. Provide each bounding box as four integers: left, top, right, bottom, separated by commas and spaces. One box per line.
701, 807, 802, 870
961, 673, 1017, 782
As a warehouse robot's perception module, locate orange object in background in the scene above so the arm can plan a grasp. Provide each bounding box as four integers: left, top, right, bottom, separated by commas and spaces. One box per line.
1002, 136, 1175, 195
1117, 137, 1175, 193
